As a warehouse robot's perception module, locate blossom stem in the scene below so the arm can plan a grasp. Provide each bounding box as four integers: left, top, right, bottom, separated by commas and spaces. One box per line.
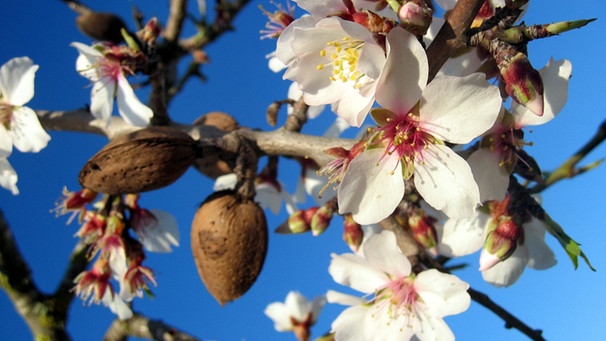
530, 119, 606, 193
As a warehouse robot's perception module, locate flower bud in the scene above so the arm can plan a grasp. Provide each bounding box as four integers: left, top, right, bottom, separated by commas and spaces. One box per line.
408, 209, 439, 255
311, 202, 336, 236
343, 214, 363, 252
500, 52, 544, 116
398, 0, 433, 36
276, 209, 314, 234
479, 216, 522, 270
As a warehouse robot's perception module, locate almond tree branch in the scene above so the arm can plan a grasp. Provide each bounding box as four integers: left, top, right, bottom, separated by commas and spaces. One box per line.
0, 210, 72, 340
103, 313, 200, 341
426, 0, 485, 81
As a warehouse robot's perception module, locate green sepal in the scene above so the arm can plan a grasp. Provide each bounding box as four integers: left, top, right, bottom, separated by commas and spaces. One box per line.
541, 213, 595, 271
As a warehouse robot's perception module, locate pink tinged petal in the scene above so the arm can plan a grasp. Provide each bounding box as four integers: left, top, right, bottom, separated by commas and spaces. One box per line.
514, 59, 572, 127
138, 209, 180, 253
481, 245, 528, 287
90, 78, 114, 123
10, 106, 50, 153
414, 144, 480, 218
331, 305, 368, 341
420, 74, 502, 144
524, 218, 557, 270
362, 230, 411, 277
265, 302, 294, 331
295, 0, 350, 16
0, 57, 38, 106
478, 248, 501, 271
337, 149, 405, 225
467, 148, 509, 202
415, 269, 471, 317
0, 158, 19, 195
329, 253, 390, 294
439, 212, 489, 257
116, 75, 153, 127
375, 27, 428, 114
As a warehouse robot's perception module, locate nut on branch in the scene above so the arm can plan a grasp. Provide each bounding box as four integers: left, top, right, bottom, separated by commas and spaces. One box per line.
79, 126, 197, 195
191, 190, 268, 305
192, 111, 239, 178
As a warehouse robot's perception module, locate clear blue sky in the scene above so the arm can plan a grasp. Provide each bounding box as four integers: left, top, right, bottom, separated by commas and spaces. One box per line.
1, 1, 605, 340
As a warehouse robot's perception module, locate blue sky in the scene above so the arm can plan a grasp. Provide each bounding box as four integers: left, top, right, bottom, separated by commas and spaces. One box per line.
1, 1, 605, 340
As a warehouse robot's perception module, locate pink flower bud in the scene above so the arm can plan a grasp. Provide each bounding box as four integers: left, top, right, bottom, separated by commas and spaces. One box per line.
480, 216, 522, 270
501, 52, 544, 116
311, 202, 336, 236
343, 214, 364, 252
408, 210, 439, 255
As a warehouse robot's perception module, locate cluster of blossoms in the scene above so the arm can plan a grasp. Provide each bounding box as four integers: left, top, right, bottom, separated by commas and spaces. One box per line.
55, 189, 179, 319
260, 0, 587, 339
0, 22, 154, 194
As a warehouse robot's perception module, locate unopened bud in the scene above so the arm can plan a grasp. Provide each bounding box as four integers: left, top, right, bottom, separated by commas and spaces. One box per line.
408, 210, 439, 255
311, 202, 336, 236
398, 0, 433, 36
276, 208, 317, 234
352, 10, 397, 35
343, 214, 363, 252
500, 52, 544, 116
479, 216, 522, 270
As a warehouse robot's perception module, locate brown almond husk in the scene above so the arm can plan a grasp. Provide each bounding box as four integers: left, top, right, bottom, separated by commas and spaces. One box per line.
79, 126, 197, 194
191, 190, 268, 305
193, 112, 238, 178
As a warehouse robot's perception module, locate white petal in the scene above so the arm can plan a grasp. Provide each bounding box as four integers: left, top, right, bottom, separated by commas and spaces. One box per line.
103, 290, 133, 320
295, 0, 350, 16
0, 125, 13, 156
414, 144, 480, 218
138, 210, 180, 253
330, 87, 375, 127
275, 16, 318, 65
303, 167, 334, 206
414, 269, 471, 317
413, 310, 455, 341
264, 302, 294, 331
326, 290, 365, 306
90, 78, 114, 124
0, 158, 19, 195
481, 245, 528, 287
420, 74, 501, 144
331, 305, 368, 341
328, 253, 389, 294
375, 27, 427, 114
213, 173, 237, 191
310, 295, 326, 322
337, 149, 404, 225
0, 57, 38, 106
10, 106, 51, 153
362, 230, 411, 277
439, 212, 488, 257
255, 182, 282, 214
524, 218, 557, 270
467, 148, 509, 202
513, 59, 572, 127
74, 53, 101, 82
116, 75, 152, 127
284, 291, 312, 322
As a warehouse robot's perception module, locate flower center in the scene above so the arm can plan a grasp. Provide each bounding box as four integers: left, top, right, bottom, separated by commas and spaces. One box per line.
98, 57, 125, 81
317, 37, 366, 88
371, 111, 439, 179
371, 275, 419, 324
0, 103, 13, 129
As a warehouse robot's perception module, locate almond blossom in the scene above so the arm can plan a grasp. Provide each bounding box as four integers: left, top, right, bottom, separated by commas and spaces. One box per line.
327, 230, 470, 341
439, 195, 556, 287
0, 57, 51, 194
264, 291, 326, 341
276, 15, 390, 127
467, 59, 572, 202
71, 42, 153, 127
337, 27, 502, 224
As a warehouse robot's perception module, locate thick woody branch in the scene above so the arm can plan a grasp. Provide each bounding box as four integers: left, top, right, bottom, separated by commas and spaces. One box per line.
36, 109, 356, 167
164, 0, 188, 44
0, 210, 71, 340
103, 313, 200, 341
426, 0, 485, 81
